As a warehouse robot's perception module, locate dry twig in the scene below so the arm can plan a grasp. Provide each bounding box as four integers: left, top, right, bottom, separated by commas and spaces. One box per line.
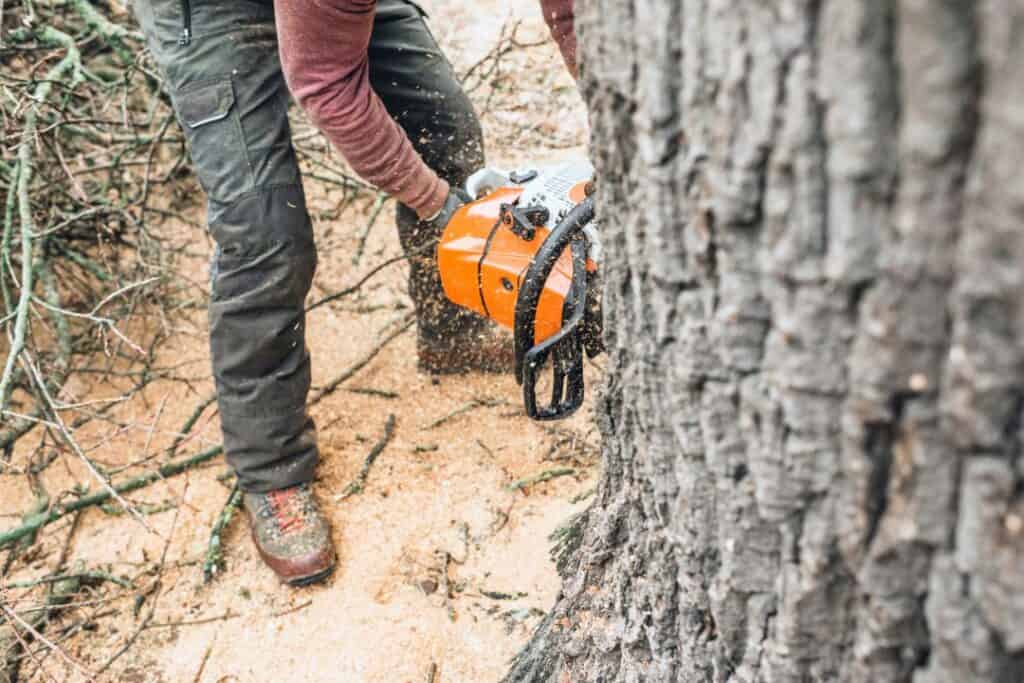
421, 398, 504, 430
203, 484, 243, 583
0, 445, 222, 549
336, 414, 397, 501
506, 467, 577, 492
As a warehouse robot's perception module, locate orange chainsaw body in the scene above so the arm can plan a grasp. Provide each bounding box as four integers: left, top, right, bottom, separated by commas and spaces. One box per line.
437, 160, 599, 420
438, 187, 574, 345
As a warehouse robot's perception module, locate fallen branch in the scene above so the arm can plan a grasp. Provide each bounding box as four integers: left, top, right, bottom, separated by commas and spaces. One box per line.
4, 571, 133, 591
479, 588, 529, 601
0, 1, 187, 464
476, 438, 496, 459
352, 192, 390, 265
0, 445, 223, 550
168, 394, 217, 457
1, 602, 96, 682
0, 520, 94, 682
569, 486, 596, 504
310, 318, 413, 403
203, 485, 243, 583
306, 244, 431, 313
436, 550, 457, 622
0, 26, 83, 412
135, 597, 312, 629
270, 599, 313, 618
19, 353, 156, 534
336, 414, 396, 501
3, 317, 408, 559
347, 387, 399, 400
505, 467, 576, 492
147, 611, 240, 629
192, 639, 216, 683
95, 475, 189, 676
421, 398, 503, 430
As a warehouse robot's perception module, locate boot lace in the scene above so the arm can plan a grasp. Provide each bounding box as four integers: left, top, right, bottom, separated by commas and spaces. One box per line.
263, 487, 306, 536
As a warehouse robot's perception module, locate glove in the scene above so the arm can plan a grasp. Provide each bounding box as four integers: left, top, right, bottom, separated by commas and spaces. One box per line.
426, 187, 472, 231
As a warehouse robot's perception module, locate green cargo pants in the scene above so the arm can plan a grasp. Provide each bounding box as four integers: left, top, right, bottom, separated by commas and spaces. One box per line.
133, 0, 485, 492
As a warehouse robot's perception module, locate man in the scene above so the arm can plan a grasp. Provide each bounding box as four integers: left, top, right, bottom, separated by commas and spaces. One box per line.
132, 0, 577, 585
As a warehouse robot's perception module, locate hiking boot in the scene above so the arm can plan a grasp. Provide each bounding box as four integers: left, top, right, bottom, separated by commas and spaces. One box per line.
418, 327, 515, 375
243, 483, 335, 586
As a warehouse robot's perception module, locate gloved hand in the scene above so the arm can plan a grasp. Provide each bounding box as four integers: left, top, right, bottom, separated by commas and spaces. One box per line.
426, 187, 472, 231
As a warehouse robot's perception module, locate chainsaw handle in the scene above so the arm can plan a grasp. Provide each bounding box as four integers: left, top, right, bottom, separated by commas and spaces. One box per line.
520, 236, 588, 419
514, 196, 595, 420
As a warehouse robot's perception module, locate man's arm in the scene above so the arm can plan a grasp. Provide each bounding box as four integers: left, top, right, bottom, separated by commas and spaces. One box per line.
539, 0, 577, 78
275, 0, 449, 219
276, 0, 577, 220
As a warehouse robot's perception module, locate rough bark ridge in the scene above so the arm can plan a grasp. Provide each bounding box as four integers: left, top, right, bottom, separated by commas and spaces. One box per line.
506, 1, 1024, 681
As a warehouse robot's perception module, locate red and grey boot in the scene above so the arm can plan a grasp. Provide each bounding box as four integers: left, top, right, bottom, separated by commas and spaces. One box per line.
243, 483, 336, 586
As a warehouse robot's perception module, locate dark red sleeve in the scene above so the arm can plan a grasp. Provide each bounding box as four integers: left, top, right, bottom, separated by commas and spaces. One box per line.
539, 0, 578, 78
275, 0, 448, 218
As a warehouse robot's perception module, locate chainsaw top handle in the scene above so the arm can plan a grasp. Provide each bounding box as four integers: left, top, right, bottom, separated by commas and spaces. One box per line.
513, 195, 595, 420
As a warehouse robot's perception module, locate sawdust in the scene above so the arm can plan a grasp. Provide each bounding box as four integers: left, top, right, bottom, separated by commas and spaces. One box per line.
0, 1, 594, 681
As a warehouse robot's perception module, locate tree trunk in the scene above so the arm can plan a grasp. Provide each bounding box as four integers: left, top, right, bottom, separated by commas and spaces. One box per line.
507, 1, 1024, 681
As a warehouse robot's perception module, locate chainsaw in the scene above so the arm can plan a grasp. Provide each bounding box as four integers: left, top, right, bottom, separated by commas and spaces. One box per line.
437, 160, 603, 421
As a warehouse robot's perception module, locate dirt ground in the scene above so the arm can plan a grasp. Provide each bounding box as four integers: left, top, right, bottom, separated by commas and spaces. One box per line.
0, 2, 596, 681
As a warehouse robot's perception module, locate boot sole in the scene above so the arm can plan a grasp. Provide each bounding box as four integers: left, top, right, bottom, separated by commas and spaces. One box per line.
285, 561, 336, 587
248, 524, 337, 588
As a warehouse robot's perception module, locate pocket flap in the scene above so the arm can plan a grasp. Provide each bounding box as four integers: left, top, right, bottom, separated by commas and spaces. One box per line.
179, 79, 235, 128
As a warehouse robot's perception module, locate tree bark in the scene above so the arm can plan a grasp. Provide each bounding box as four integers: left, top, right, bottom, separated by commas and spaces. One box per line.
507, 1, 1024, 681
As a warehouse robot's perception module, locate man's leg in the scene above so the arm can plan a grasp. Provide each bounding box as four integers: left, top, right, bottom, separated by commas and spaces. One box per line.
133, 0, 332, 583
367, 1, 510, 372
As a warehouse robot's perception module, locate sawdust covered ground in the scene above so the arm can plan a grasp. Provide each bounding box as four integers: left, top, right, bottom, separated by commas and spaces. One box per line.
0, 1, 594, 681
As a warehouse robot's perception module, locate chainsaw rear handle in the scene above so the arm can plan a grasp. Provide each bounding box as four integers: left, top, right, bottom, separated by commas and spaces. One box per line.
514, 196, 595, 420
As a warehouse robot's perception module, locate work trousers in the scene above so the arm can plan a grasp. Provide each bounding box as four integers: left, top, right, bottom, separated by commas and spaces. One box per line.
133, 0, 485, 491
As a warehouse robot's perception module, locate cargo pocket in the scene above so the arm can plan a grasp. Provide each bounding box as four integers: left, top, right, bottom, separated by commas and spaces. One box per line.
175, 77, 251, 204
